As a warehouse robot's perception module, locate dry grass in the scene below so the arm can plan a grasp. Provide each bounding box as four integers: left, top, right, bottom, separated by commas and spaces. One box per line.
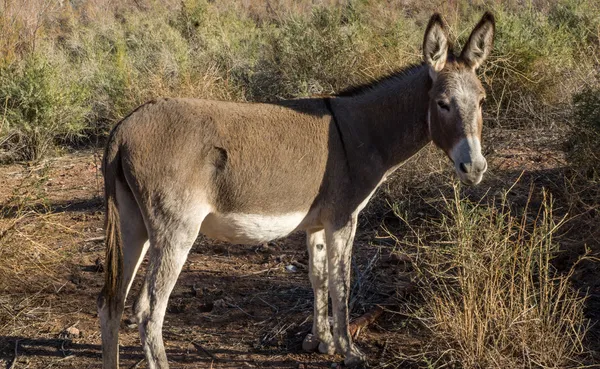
0, 165, 68, 292
385, 183, 590, 368
0, 172, 67, 352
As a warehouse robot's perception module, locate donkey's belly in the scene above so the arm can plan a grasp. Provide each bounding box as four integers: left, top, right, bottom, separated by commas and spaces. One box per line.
200, 212, 308, 244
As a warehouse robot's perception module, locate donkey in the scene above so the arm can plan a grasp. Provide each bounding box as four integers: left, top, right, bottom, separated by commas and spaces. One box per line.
98, 12, 495, 368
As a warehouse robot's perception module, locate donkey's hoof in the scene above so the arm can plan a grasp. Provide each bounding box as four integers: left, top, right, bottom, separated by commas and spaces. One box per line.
123, 317, 138, 329
318, 341, 335, 355
302, 333, 320, 352
344, 346, 366, 367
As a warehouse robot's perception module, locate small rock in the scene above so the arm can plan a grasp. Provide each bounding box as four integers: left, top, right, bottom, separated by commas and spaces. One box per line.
199, 302, 214, 313
70, 274, 82, 286
123, 318, 138, 329
285, 265, 297, 273
331, 363, 338, 368
213, 299, 227, 308
257, 243, 271, 253
191, 285, 202, 297
302, 333, 319, 352
62, 326, 80, 338
389, 252, 411, 263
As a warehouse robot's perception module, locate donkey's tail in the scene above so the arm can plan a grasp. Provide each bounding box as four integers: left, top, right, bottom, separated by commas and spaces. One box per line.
101, 124, 124, 314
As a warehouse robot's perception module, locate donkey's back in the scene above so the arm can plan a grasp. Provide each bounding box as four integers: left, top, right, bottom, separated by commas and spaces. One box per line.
113, 97, 335, 216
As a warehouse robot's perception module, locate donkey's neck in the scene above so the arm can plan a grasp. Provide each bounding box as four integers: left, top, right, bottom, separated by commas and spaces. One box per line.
333, 65, 432, 179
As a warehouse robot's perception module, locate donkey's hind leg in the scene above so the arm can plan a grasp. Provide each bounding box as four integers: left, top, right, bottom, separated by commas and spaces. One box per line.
99, 180, 150, 369
303, 229, 335, 354
134, 211, 206, 369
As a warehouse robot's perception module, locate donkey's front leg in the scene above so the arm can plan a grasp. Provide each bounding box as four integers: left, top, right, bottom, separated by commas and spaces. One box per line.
303, 229, 335, 354
325, 217, 365, 366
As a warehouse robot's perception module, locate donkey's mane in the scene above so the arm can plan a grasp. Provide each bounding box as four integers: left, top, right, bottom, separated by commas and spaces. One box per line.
335, 63, 426, 97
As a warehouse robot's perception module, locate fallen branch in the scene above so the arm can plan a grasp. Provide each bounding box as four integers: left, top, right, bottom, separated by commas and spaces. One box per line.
84, 236, 105, 242
238, 265, 280, 278
348, 305, 384, 339
129, 358, 144, 369
348, 281, 415, 339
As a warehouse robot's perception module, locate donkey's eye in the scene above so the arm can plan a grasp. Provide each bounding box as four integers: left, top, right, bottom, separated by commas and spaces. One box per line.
437, 101, 450, 111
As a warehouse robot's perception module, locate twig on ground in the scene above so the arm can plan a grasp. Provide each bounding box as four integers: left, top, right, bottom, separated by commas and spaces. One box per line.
227, 302, 255, 318
192, 341, 217, 360
291, 260, 307, 270
256, 296, 278, 314
84, 236, 105, 242
239, 265, 280, 278
347, 280, 415, 339
129, 358, 144, 369
42, 354, 75, 368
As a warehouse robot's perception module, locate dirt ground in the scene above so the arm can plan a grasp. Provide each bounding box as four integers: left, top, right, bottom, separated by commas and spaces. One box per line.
0, 128, 598, 368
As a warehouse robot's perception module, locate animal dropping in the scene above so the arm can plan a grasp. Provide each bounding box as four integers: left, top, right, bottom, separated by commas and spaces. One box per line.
98, 12, 495, 368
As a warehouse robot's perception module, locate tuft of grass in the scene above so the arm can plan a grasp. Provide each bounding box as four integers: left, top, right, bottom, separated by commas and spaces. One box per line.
391, 185, 589, 368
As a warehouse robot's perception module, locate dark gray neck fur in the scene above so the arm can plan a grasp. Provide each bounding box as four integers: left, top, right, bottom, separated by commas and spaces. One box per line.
332, 65, 433, 181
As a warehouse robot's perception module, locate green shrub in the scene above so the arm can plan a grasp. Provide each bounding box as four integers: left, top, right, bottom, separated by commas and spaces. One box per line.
480, 2, 597, 128
242, 7, 364, 101
173, 0, 264, 101
0, 56, 90, 161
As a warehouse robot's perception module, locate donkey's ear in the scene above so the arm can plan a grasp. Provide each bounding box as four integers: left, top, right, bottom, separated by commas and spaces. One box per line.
460, 12, 495, 70
423, 13, 449, 78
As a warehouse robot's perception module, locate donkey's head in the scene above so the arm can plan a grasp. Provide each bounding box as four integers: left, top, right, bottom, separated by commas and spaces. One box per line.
423, 12, 495, 186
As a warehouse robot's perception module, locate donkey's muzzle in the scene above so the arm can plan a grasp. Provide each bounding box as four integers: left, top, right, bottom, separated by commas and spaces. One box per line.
450, 137, 487, 186
457, 157, 487, 185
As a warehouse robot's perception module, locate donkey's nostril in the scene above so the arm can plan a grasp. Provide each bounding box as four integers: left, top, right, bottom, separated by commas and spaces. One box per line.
459, 162, 468, 174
